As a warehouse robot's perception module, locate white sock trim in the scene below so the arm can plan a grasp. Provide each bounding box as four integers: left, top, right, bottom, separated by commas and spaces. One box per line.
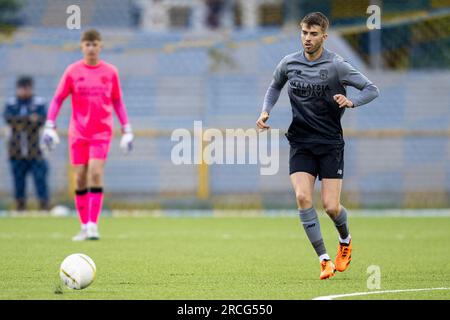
319, 254, 330, 262
339, 234, 351, 244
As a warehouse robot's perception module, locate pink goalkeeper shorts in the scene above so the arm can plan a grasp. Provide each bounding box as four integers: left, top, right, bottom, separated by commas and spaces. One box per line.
69, 137, 111, 165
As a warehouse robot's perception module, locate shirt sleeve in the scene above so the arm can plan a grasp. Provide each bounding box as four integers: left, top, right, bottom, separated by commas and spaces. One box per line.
272, 57, 288, 90
47, 67, 73, 122
261, 83, 282, 114
334, 57, 380, 107
3, 102, 14, 124
261, 57, 288, 113
111, 68, 129, 127
35, 99, 47, 127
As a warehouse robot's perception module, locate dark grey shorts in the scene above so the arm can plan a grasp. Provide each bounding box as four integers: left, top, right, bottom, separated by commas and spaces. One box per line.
289, 143, 344, 180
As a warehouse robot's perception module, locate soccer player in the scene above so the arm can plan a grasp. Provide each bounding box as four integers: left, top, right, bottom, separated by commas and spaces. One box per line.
256, 12, 379, 279
42, 29, 134, 241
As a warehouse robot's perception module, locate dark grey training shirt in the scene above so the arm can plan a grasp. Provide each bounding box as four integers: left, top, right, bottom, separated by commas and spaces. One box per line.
264, 48, 379, 145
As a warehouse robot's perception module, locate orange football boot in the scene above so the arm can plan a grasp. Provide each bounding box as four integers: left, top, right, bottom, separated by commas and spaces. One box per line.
320, 260, 336, 280
335, 239, 352, 272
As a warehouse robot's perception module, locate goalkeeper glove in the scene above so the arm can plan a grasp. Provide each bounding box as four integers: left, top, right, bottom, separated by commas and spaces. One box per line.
41, 120, 60, 153
120, 124, 134, 155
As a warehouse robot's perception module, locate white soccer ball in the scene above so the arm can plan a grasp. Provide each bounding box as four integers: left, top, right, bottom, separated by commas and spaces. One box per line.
59, 254, 96, 290
50, 205, 71, 217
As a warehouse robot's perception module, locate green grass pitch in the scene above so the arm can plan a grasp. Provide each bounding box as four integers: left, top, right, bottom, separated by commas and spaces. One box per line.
0, 215, 449, 300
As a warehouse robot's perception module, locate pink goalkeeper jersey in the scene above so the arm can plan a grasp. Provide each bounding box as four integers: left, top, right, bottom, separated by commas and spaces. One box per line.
47, 60, 129, 140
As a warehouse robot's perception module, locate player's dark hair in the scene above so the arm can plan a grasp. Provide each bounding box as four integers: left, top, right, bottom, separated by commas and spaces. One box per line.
16, 76, 33, 88
300, 12, 329, 32
81, 29, 102, 42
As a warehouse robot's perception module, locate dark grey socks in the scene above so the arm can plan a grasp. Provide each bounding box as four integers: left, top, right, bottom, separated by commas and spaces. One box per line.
299, 207, 329, 261
331, 206, 351, 244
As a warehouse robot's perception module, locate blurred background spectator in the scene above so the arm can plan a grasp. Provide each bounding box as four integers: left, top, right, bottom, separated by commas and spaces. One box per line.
3, 77, 49, 211
205, 0, 225, 29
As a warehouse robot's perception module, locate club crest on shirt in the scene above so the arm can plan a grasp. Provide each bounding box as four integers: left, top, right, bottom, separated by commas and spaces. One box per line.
319, 69, 328, 80
101, 76, 110, 84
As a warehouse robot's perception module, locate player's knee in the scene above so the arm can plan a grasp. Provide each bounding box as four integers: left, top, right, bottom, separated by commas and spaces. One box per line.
89, 169, 103, 185
296, 191, 312, 208
324, 203, 340, 217
75, 172, 88, 189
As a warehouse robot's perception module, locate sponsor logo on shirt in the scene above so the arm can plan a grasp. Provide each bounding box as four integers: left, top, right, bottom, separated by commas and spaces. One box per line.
75, 85, 110, 97
289, 81, 331, 98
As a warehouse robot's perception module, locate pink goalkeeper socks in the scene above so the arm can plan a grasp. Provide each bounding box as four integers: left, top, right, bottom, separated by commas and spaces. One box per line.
88, 187, 104, 224
74, 190, 89, 225
76, 188, 104, 225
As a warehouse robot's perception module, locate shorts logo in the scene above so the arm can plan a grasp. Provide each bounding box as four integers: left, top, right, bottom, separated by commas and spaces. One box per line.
337, 169, 343, 175
319, 69, 328, 80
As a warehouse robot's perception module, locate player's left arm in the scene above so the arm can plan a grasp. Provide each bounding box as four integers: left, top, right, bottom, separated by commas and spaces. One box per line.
31, 97, 47, 127
334, 57, 380, 108
111, 68, 134, 154
3, 100, 16, 125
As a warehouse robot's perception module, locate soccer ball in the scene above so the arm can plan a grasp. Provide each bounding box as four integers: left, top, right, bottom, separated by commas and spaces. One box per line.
50, 205, 71, 217
59, 254, 96, 290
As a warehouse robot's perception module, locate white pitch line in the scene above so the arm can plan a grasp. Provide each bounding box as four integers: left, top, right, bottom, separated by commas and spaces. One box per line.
312, 287, 450, 300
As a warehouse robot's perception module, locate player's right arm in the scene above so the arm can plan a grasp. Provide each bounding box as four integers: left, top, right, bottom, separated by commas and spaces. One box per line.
42, 67, 73, 152
257, 57, 288, 130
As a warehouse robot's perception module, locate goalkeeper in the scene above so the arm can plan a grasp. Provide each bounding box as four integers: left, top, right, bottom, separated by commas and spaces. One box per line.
42, 29, 134, 241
